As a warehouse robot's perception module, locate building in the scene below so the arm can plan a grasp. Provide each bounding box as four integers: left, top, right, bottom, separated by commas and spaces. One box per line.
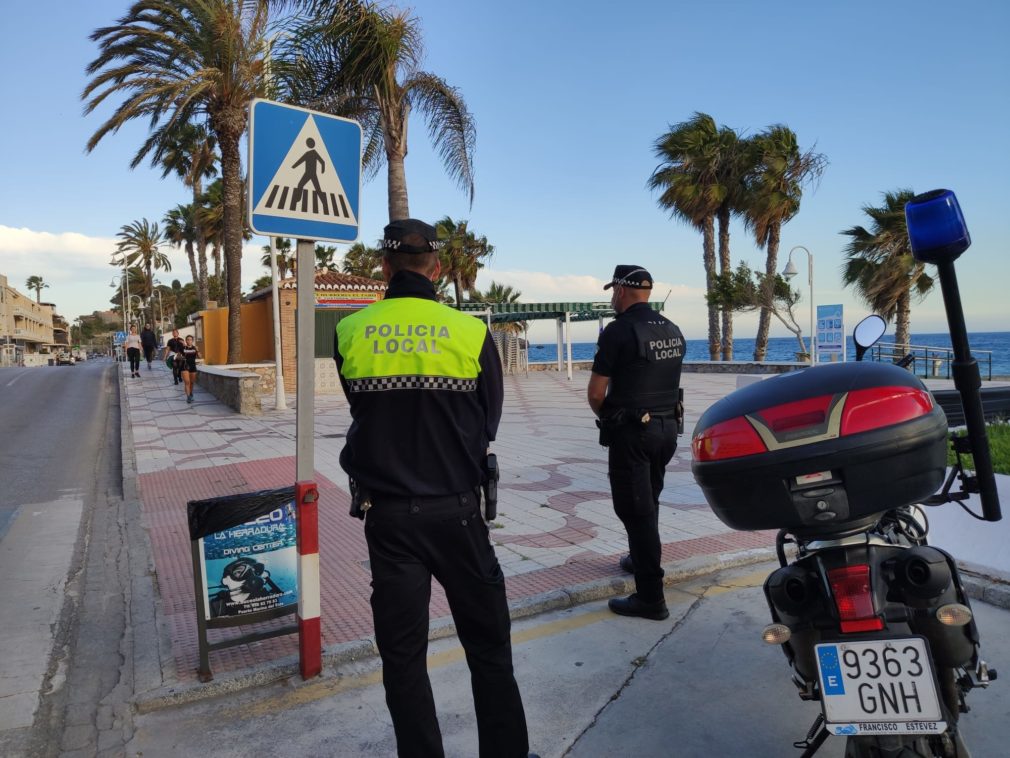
194, 271, 386, 394
0, 274, 56, 367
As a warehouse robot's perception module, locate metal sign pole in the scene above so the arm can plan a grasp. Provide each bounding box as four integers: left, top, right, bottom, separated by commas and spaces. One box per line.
295, 238, 321, 678
269, 237, 287, 410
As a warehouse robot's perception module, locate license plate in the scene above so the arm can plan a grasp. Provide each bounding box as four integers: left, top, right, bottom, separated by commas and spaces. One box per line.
815, 638, 947, 736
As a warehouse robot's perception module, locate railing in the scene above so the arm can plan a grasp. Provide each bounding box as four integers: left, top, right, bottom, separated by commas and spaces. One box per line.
870, 342, 993, 381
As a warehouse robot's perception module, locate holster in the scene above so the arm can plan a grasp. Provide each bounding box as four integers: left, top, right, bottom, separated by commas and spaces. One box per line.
348, 478, 372, 520
481, 453, 499, 521
596, 407, 647, 447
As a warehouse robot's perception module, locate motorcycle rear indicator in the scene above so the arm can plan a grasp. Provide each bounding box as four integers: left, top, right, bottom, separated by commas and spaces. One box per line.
827, 564, 884, 633
691, 362, 948, 531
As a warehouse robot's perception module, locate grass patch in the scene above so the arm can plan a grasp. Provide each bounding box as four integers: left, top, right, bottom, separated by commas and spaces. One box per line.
947, 421, 1010, 475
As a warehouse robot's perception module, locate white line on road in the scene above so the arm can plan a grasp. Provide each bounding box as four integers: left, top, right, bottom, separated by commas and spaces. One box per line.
5, 372, 26, 387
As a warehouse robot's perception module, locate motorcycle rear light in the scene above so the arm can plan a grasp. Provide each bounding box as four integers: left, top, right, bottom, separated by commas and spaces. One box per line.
840, 386, 935, 436
755, 394, 833, 433
828, 564, 884, 633
761, 623, 792, 645
692, 417, 767, 461
936, 603, 973, 627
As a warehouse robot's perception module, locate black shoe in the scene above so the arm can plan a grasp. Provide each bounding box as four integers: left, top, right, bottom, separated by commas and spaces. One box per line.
608, 594, 669, 620
619, 554, 634, 574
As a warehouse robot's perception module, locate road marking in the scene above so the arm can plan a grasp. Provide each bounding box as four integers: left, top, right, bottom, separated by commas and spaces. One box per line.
5, 372, 25, 387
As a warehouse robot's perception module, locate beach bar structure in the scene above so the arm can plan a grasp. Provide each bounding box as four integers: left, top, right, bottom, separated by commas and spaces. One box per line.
459, 301, 666, 380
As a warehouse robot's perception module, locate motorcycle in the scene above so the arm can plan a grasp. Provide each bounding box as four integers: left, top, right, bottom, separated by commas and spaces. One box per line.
690, 189, 1000, 757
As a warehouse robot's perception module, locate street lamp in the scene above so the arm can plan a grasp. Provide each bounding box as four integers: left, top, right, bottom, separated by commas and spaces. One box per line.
111, 276, 128, 332
783, 245, 814, 364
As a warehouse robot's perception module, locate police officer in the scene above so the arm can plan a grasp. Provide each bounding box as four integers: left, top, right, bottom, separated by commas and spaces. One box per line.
334, 219, 534, 758
588, 265, 685, 620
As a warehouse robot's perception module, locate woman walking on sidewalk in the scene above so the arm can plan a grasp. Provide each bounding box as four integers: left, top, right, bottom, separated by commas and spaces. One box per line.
124, 325, 142, 378
179, 335, 200, 404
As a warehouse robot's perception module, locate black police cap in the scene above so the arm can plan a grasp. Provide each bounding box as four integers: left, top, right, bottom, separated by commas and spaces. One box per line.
381, 218, 442, 254
603, 264, 654, 290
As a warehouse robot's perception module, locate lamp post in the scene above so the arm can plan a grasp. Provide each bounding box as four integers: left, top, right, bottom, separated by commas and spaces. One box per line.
111, 276, 127, 332
783, 246, 814, 364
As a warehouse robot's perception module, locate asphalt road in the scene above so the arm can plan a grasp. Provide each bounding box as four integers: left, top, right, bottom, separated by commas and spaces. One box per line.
129, 564, 1010, 757
0, 360, 120, 540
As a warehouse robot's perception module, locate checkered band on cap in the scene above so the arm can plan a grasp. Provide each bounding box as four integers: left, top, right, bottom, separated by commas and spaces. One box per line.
347, 375, 477, 392
381, 238, 444, 252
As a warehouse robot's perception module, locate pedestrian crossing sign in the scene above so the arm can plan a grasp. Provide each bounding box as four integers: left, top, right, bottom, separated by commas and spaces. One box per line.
248, 99, 362, 243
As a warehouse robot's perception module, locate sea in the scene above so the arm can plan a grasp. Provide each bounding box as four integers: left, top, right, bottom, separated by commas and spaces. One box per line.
528, 332, 1010, 379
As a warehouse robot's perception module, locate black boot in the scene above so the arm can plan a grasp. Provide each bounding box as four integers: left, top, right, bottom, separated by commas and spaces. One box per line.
608, 594, 669, 620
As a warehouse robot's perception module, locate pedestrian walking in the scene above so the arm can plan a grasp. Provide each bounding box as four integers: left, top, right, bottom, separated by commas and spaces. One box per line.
124, 325, 142, 378
162, 328, 185, 385
334, 219, 536, 758
140, 324, 158, 371
179, 335, 200, 404
587, 265, 685, 620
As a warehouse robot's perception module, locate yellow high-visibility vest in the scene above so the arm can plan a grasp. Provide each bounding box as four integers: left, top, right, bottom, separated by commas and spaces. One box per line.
336, 297, 486, 388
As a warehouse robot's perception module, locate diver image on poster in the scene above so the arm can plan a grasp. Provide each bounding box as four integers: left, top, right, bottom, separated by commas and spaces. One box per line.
199, 501, 298, 619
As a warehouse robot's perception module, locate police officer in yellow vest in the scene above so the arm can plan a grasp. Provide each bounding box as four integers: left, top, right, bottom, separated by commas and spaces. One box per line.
588, 265, 684, 621
334, 219, 534, 758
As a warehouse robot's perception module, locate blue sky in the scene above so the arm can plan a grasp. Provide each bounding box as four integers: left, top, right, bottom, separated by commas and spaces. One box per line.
1, 0, 1007, 343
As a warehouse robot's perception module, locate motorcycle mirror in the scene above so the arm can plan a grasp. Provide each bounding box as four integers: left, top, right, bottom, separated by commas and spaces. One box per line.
852, 315, 887, 361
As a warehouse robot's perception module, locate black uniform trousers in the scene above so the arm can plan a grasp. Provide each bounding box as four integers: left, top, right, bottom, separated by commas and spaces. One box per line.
364, 489, 529, 758
607, 416, 678, 603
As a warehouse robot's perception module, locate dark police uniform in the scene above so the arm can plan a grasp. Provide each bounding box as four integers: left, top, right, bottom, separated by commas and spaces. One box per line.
334, 220, 529, 758
593, 271, 684, 606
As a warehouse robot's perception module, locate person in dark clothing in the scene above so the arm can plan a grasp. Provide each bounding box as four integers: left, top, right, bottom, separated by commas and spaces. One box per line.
179, 335, 200, 404
588, 265, 685, 621
162, 328, 185, 385
334, 219, 535, 758
140, 324, 158, 370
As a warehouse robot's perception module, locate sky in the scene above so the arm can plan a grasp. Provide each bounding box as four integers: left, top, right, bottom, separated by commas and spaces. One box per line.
1, 0, 1008, 344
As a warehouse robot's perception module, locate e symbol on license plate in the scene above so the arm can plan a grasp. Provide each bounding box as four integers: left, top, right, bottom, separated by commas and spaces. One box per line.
818, 645, 846, 696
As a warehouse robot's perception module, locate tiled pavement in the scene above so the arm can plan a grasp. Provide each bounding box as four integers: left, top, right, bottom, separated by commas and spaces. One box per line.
122, 360, 774, 686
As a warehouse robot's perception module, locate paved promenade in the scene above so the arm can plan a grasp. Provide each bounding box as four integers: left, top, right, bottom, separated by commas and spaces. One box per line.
123, 361, 772, 692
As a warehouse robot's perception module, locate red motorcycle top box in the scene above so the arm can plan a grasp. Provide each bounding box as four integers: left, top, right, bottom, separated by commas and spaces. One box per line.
691, 362, 948, 534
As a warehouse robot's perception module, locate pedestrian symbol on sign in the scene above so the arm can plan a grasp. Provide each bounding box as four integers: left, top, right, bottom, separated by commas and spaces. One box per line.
251, 112, 358, 227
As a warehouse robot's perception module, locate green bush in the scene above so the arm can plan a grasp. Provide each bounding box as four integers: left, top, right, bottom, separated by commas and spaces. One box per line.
947, 422, 1010, 476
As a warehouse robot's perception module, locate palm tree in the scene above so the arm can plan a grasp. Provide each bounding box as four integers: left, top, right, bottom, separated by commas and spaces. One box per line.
648, 113, 733, 360
841, 189, 934, 350
341, 241, 383, 280
83, 0, 271, 363
740, 125, 827, 360
714, 125, 748, 361
260, 237, 294, 280
286, 1, 476, 221
151, 123, 217, 307
25, 275, 49, 303
315, 244, 339, 272
435, 216, 493, 308
471, 281, 525, 335
113, 219, 171, 327
163, 204, 200, 290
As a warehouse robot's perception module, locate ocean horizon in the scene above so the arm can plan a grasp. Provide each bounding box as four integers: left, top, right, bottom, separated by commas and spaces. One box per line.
527, 331, 1010, 378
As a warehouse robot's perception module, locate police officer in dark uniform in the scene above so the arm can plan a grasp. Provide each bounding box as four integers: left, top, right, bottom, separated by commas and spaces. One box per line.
588, 265, 685, 620
334, 219, 535, 758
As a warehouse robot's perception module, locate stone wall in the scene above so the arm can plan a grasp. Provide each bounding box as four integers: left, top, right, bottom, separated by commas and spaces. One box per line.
196, 365, 262, 415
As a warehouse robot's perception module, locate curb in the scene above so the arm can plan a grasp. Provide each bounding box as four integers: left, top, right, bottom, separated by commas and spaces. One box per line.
133, 546, 776, 713
960, 569, 1010, 611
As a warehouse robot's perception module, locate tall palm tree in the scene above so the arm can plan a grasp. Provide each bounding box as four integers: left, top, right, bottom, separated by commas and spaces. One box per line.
285, 1, 476, 221
113, 219, 171, 327
740, 125, 827, 360
261, 237, 294, 280
648, 113, 730, 360
163, 204, 200, 290
713, 125, 748, 361
151, 123, 217, 307
83, 0, 271, 363
435, 216, 493, 308
840, 189, 934, 350
25, 275, 48, 303
341, 241, 382, 280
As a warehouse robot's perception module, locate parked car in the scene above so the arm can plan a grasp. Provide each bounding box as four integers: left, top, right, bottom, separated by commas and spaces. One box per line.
56, 352, 75, 366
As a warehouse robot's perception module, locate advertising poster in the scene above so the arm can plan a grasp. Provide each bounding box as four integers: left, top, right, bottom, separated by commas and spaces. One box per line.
198, 500, 298, 620
816, 304, 845, 363
315, 290, 379, 309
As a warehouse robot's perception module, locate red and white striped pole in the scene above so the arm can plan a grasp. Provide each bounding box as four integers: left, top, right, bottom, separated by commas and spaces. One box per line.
295, 479, 321, 678
295, 238, 321, 679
